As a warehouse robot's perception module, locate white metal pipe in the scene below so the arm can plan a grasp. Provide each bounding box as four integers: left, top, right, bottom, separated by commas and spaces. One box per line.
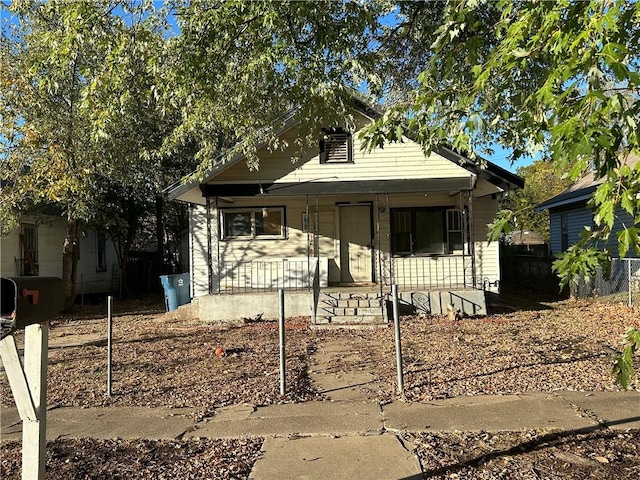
392, 284, 404, 395
278, 288, 286, 395
107, 296, 113, 397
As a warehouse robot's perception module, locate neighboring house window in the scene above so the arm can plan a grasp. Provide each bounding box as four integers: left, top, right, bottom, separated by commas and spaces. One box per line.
560, 213, 569, 251
221, 208, 285, 239
20, 224, 39, 276
391, 208, 463, 255
319, 128, 353, 163
96, 232, 107, 272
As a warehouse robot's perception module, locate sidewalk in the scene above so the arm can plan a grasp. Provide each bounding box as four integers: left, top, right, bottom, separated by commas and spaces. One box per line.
2, 335, 639, 479
2, 391, 639, 479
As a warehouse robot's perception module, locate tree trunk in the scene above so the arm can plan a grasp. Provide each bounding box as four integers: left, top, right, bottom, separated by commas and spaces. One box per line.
62, 214, 79, 311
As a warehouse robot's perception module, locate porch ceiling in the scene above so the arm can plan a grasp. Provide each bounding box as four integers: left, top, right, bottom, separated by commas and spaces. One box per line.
201, 177, 475, 197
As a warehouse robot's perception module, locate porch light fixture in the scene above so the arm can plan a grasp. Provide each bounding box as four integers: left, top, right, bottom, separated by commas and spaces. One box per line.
262, 206, 268, 218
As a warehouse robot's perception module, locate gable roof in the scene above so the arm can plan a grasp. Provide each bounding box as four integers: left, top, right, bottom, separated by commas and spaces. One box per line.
537, 152, 639, 211
165, 99, 523, 202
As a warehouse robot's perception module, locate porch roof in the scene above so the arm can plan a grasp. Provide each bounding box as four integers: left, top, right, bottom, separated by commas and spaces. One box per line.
200, 177, 475, 197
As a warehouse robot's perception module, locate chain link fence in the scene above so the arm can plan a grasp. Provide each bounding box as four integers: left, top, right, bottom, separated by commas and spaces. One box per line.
572, 258, 640, 306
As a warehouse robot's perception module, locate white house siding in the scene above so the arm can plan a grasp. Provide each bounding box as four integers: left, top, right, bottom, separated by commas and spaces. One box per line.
189, 204, 210, 298
472, 195, 500, 289
75, 230, 118, 295
196, 191, 501, 292
207, 122, 472, 186
1, 216, 116, 294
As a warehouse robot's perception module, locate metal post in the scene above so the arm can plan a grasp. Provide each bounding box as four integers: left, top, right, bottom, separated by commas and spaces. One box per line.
22, 322, 48, 480
392, 284, 404, 395
278, 288, 286, 395
628, 259, 632, 307
107, 296, 113, 397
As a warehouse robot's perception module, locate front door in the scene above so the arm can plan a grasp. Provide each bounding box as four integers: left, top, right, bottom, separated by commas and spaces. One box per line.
339, 205, 373, 283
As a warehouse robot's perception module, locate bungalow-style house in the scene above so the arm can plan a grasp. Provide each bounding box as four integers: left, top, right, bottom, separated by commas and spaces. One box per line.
167, 103, 523, 325
0, 213, 119, 297
537, 153, 639, 257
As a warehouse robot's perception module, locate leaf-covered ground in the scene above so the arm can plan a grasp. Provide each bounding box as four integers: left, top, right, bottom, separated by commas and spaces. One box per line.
331, 299, 640, 403
2, 430, 638, 479
411, 429, 640, 479
1, 294, 639, 479
1, 295, 638, 411
0, 437, 262, 480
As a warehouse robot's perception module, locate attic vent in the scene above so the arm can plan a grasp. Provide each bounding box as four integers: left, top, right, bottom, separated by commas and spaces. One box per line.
320, 128, 353, 164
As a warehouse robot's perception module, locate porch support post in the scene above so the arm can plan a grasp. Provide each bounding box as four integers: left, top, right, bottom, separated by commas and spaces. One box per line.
215, 196, 221, 294
460, 191, 466, 289
206, 196, 213, 295
468, 191, 477, 289
306, 196, 310, 292
387, 193, 392, 289
376, 194, 382, 298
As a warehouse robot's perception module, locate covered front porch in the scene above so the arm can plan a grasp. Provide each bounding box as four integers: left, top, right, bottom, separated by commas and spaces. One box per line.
188, 186, 495, 325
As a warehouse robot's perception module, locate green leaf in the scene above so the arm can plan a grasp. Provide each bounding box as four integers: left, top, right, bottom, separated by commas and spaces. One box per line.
613, 328, 640, 390
617, 227, 640, 257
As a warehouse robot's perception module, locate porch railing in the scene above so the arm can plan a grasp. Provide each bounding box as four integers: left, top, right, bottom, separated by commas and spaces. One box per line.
391, 255, 472, 291
219, 258, 320, 293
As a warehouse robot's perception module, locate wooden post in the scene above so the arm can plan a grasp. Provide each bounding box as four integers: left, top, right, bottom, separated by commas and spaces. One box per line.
0, 325, 49, 479
22, 322, 48, 480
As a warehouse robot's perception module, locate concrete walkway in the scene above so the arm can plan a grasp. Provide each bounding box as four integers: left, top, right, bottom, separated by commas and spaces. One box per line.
2, 392, 639, 479
2, 337, 639, 479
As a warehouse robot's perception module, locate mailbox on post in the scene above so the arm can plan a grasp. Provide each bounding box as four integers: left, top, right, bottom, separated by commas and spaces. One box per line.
1, 277, 64, 340
0, 276, 63, 480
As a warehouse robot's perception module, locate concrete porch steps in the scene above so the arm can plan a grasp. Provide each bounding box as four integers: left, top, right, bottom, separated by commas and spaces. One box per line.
314, 292, 388, 327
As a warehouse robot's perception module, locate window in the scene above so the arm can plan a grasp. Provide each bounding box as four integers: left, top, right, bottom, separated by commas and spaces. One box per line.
391, 208, 463, 255
96, 232, 107, 272
320, 128, 353, 163
447, 209, 464, 253
221, 208, 285, 239
560, 213, 569, 251
19, 224, 39, 276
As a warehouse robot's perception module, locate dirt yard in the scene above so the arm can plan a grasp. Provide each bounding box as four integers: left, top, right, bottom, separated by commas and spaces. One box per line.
1, 293, 639, 478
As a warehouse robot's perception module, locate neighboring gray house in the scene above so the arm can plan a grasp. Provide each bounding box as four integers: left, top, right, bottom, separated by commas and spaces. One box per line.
537, 153, 639, 257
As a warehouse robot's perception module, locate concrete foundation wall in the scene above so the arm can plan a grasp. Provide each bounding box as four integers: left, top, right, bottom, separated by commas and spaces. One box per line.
194, 291, 314, 324
194, 288, 486, 324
